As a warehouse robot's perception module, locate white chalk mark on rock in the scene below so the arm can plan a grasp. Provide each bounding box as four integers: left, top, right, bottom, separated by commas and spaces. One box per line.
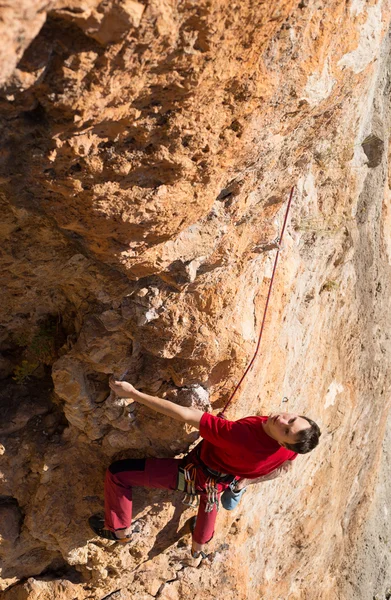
324, 381, 344, 409
338, 1, 383, 74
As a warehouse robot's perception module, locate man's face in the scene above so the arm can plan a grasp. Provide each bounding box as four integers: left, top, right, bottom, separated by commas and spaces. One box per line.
266, 413, 311, 446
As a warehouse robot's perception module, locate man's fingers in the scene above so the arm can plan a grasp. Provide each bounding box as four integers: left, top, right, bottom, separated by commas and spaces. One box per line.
109, 380, 127, 394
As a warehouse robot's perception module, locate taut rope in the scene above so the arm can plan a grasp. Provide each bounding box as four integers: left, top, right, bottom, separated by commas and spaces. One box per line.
220, 186, 295, 416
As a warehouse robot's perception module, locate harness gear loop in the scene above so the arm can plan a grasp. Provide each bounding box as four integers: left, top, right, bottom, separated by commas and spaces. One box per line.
220, 186, 295, 418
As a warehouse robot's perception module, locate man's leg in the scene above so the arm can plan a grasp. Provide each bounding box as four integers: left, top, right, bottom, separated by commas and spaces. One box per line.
191, 492, 219, 555
104, 457, 180, 538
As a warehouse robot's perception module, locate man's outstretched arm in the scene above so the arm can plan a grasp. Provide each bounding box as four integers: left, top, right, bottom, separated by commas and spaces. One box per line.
109, 379, 204, 429
235, 461, 293, 490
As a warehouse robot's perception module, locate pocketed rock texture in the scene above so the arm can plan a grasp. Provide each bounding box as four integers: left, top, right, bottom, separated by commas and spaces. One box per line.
1, 1, 391, 598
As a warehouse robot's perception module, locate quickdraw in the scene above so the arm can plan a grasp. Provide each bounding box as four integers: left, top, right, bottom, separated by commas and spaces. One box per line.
179, 464, 222, 513
181, 463, 199, 508
205, 477, 219, 513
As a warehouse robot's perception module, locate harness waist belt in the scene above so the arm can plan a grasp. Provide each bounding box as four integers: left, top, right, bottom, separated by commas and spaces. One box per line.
195, 445, 235, 482
205, 466, 228, 478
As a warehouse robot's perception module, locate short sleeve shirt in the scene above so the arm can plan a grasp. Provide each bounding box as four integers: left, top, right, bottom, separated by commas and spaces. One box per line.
199, 412, 297, 478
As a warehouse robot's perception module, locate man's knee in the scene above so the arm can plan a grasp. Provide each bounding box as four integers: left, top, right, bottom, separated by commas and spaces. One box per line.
108, 458, 146, 475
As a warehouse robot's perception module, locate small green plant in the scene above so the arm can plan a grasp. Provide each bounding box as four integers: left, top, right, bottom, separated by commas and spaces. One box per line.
314, 147, 333, 169
295, 216, 343, 235
13, 331, 30, 348
13, 320, 57, 384
28, 323, 56, 364
13, 360, 39, 384
313, 141, 355, 170
321, 279, 339, 293
295, 217, 326, 232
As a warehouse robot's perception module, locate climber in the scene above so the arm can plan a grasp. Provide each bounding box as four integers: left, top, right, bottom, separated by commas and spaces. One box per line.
89, 379, 321, 559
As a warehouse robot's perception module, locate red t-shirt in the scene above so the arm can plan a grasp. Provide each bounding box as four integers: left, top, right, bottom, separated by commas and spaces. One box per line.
199, 413, 297, 478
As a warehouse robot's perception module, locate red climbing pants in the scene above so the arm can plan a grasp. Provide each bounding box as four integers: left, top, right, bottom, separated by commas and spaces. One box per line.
104, 457, 229, 545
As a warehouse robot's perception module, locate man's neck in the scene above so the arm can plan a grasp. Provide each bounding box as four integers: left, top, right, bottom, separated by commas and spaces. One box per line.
262, 419, 281, 444
262, 419, 274, 440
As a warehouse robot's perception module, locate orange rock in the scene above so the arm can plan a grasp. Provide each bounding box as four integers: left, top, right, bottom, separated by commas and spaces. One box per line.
1, 0, 391, 599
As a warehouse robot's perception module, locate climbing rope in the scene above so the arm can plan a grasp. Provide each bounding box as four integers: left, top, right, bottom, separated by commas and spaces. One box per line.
220, 186, 295, 417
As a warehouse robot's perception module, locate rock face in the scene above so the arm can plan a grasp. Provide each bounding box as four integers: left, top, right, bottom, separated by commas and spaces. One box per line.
1, 1, 391, 599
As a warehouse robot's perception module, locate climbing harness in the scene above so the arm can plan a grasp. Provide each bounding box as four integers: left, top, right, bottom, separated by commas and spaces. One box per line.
219, 186, 295, 418
179, 459, 219, 513
179, 442, 235, 512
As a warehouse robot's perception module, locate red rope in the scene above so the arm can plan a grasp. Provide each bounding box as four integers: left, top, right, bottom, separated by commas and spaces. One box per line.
219, 186, 295, 416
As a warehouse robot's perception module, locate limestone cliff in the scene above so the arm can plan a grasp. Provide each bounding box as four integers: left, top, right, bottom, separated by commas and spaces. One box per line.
1, 1, 391, 599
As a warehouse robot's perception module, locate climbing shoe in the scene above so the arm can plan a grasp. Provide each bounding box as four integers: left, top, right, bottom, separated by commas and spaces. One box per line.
191, 549, 208, 559
189, 517, 208, 559
88, 515, 131, 544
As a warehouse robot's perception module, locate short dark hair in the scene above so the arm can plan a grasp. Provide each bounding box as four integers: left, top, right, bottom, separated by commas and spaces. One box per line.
284, 417, 321, 454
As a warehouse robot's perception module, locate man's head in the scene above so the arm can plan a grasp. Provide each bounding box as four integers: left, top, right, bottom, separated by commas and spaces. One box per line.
265, 413, 321, 454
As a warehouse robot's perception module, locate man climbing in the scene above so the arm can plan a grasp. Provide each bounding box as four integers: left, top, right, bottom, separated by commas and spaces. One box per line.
89, 379, 321, 558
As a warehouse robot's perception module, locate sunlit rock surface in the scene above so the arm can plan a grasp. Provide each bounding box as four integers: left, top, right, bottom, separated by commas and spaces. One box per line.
1, 1, 391, 598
